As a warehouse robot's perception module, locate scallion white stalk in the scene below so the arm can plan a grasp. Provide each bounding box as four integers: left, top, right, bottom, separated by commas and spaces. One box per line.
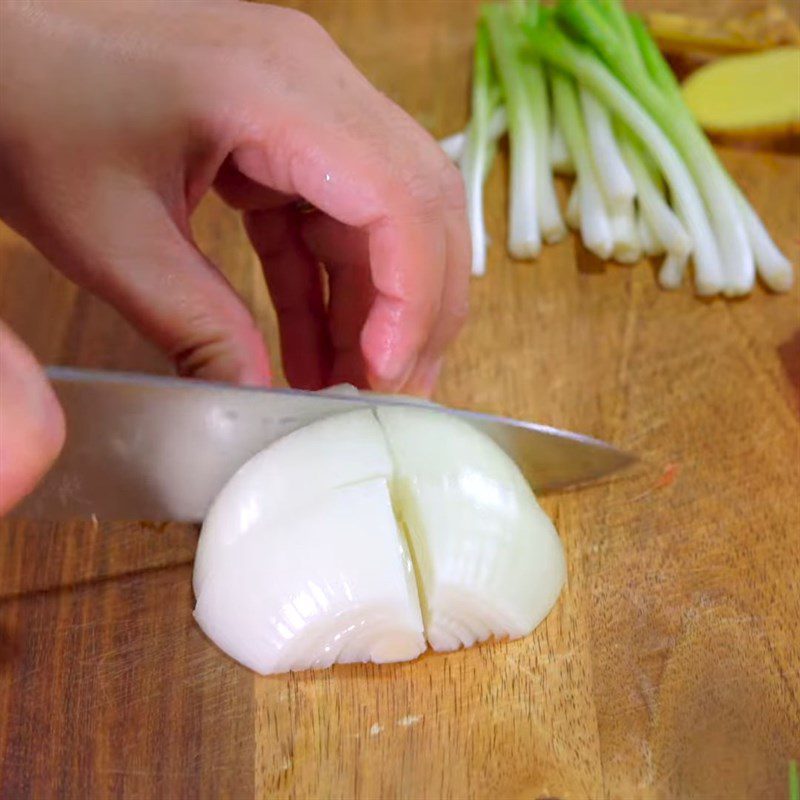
566, 179, 581, 230
525, 23, 723, 294
553, 3, 753, 296
733, 186, 794, 292
440, 131, 466, 162
626, 11, 775, 294
550, 116, 574, 174
578, 86, 635, 211
616, 123, 691, 259
610, 199, 641, 263
637, 209, 662, 257
461, 22, 496, 276
523, 59, 566, 243
659, 250, 689, 290
488, 106, 509, 141
439, 106, 508, 164
551, 70, 613, 260
485, 4, 541, 258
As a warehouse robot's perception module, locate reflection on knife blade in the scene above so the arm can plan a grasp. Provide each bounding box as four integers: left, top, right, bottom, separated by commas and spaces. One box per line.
10, 367, 636, 521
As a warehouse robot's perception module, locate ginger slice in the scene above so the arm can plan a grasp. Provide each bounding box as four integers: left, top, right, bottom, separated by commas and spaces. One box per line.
681, 47, 800, 137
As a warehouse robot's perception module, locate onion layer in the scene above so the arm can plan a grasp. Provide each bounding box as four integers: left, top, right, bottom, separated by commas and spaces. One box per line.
377, 407, 566, 652
193, 406, 566, 674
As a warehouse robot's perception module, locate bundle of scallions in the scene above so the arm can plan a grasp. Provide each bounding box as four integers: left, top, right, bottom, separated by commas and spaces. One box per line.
440, 0, 794, 296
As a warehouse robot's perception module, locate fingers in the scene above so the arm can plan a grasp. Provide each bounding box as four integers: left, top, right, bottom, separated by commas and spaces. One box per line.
298, 170, 469, 396
219, 161, 334, 390
231, 97, 471, 393
366, 158, 470, 396
0, 321, 65, 515
359, 206, 447, 390
245, 207, 332, 390
211, 11, 471, 395
412, 177, 471, 395
40, 189, 272, 386
215, 157, 296, 212
300, 214, 374, 387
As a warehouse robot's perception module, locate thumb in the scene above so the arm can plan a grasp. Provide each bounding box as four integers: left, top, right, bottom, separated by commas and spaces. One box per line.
0, 321, 65, 515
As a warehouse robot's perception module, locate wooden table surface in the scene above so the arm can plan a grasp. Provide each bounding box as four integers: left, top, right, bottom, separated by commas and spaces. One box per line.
1, 1, 798, 798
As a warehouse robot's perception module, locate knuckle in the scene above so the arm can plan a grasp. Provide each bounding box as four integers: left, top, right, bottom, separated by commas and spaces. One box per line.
273, 7, 331, 44
171, 302, 261, 379
386, 146, 465, 223
394, 166, 442, 221
439, 159, 467, 212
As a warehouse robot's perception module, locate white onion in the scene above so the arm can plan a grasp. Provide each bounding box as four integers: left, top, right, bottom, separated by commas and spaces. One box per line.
193, 409, 392, 598
377, 407, 566, 651
193, 405, 566, 673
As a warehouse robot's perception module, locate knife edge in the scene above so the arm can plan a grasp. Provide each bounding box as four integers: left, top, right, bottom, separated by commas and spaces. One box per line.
10, 367, 636, 521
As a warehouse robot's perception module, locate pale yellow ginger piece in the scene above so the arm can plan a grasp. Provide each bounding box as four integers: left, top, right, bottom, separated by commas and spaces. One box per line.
681, 47, 800, 137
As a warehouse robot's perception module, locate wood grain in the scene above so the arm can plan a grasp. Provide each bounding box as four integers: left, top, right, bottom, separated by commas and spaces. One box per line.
1, 1, 799, 798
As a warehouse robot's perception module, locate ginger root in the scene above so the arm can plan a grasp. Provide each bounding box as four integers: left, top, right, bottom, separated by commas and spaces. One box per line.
681, 47, 800, 137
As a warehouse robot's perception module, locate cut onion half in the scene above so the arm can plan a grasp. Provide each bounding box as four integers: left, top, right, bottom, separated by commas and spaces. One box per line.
193, 405, 566, 674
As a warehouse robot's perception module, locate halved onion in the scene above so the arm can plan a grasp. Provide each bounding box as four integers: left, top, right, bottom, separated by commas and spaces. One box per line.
193, 405, 566, 674
377, 407, 566, 651
194, 475, 425, 675
193, 409, 392, 598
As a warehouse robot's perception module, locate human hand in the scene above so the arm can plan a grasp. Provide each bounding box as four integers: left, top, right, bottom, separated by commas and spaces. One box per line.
0, 322, 65, 515
0, 0, 470, 395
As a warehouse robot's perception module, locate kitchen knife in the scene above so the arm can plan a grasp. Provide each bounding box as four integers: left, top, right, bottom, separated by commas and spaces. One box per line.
11, 367, 636, 521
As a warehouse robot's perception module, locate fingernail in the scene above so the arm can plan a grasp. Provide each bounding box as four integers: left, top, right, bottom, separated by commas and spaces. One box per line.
174, 336, 271, 388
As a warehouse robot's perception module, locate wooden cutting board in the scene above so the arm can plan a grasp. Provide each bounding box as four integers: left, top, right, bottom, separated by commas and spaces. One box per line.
1, 1, 798, 797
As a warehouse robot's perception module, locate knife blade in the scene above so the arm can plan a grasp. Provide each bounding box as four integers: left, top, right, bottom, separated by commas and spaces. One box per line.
11, 367, 636, 522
